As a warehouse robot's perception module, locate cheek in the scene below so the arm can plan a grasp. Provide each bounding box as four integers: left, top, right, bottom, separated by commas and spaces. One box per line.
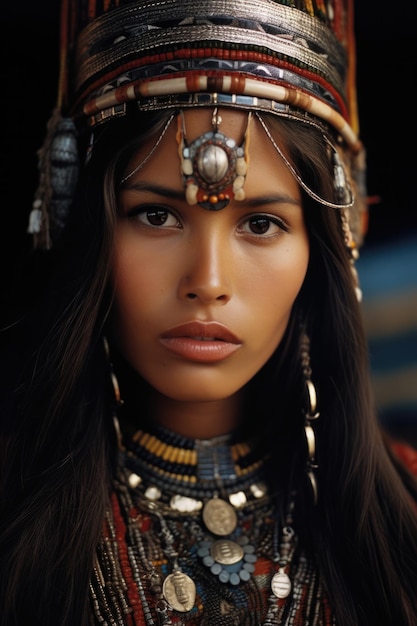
244, 243, 309, 312
113, 232, 175, 301
110, 242, 163, 338
246, 248, 308, 350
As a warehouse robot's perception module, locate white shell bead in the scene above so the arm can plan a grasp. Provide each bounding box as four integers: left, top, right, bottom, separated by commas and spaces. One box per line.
233, 175, 245, 191
186, 184, 199, 205
236, 157, 247, 175
234, 188, 246, 201
128, 472, 142, 488
170, 494, 203, 513
144, 485, 161, 501
229, 490, 247, 508
182, 158, 193, 176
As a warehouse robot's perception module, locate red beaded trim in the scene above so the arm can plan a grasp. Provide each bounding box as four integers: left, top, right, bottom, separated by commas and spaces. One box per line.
74, 46, 347, 121
110, 492, 147, 625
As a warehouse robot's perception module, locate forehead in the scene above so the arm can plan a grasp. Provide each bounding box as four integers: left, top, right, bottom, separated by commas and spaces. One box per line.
181, 108, 249, 142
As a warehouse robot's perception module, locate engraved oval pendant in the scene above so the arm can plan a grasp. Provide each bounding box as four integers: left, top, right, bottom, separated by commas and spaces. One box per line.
211, 539, 244, 565
202, 497, 238, 535
197, 535, 257, 585
271, 568, 292, 599
162, 571, 196, 612
196, 144, 229, 183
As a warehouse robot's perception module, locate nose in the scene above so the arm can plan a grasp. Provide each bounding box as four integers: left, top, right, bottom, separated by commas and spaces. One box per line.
177, 231, 232, 304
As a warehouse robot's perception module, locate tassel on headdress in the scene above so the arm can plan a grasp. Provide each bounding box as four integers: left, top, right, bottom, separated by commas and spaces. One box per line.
27, 0, 78, 249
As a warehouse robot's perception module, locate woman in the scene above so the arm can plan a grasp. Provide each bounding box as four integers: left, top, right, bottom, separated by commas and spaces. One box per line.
1, 1, 417, 625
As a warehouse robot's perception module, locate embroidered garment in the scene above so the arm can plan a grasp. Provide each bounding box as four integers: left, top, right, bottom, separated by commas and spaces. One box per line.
88, 427, 336, 625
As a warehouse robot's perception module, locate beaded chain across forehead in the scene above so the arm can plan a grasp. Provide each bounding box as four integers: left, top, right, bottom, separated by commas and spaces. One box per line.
120, 107, 354, 212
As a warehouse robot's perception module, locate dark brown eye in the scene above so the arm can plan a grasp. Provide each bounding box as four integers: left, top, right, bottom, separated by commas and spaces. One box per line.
240, 214, 288, 237
130, 206, 180, 228
146, 209, 169, 226
248, 217, 272, 234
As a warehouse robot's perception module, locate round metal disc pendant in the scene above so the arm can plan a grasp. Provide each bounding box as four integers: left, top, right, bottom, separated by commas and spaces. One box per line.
202, 498, 238, 536
271, 569, 292, 599
162, 571, 196, 612
196, 144, 229, 183
210, 539, 244, 565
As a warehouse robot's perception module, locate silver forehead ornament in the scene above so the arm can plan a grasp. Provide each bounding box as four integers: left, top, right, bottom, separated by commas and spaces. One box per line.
177, 109, 251, 210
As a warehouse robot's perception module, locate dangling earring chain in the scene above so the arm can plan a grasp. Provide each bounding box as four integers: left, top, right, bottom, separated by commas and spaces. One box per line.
103, 337, 122, 403
255, 112, 353, 210
340, 206, 363, 302
300, 330, 320, 504
103, 336, 125, 449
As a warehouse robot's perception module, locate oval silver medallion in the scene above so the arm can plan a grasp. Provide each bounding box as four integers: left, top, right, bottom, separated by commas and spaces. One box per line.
162, 571, 196, 612
197, 145, 229, 183
271, 569, 292, 599
202, 498, 237, 536
211, 539, 244, 565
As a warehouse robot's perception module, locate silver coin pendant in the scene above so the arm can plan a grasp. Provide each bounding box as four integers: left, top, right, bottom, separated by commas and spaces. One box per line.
271, 568, 292, 599
162, 571, 196, 612
202, 498, 238, 536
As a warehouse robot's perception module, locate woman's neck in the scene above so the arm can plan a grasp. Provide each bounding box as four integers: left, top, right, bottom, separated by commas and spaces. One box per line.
147, 390, 243, 439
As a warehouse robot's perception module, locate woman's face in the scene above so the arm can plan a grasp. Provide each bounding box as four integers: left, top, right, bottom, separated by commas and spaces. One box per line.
111, 109, 309, 405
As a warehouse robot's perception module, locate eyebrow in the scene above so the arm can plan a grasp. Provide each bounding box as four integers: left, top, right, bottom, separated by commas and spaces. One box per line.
121, 181, 301, 207
243, 195, 301, 208
121, 181, 184, 201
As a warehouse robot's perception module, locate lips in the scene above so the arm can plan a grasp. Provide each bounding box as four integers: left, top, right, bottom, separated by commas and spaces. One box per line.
160, 321, 242, 363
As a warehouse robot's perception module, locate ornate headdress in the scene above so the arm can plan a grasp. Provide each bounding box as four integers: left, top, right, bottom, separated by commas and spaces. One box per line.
29, 0, 367, 259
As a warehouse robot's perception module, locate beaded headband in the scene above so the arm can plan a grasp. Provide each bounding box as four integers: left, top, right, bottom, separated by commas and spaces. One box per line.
29, 0, 367, 250
65, 0, 360, 149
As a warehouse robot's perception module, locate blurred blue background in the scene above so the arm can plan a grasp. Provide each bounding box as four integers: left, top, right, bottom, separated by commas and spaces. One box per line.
355, 2, 417, 445
357, 234, 417, 445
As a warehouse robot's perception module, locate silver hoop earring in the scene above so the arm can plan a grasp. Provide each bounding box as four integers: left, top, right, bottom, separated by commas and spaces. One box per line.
300, 329, 320, 505
103, 336, 124, 446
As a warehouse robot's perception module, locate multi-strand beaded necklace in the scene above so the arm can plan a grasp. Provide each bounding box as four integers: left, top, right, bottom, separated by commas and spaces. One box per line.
88, 423, 335, 625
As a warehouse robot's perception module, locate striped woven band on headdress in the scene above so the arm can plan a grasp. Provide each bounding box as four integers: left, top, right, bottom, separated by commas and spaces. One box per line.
60, 0, 361, 152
